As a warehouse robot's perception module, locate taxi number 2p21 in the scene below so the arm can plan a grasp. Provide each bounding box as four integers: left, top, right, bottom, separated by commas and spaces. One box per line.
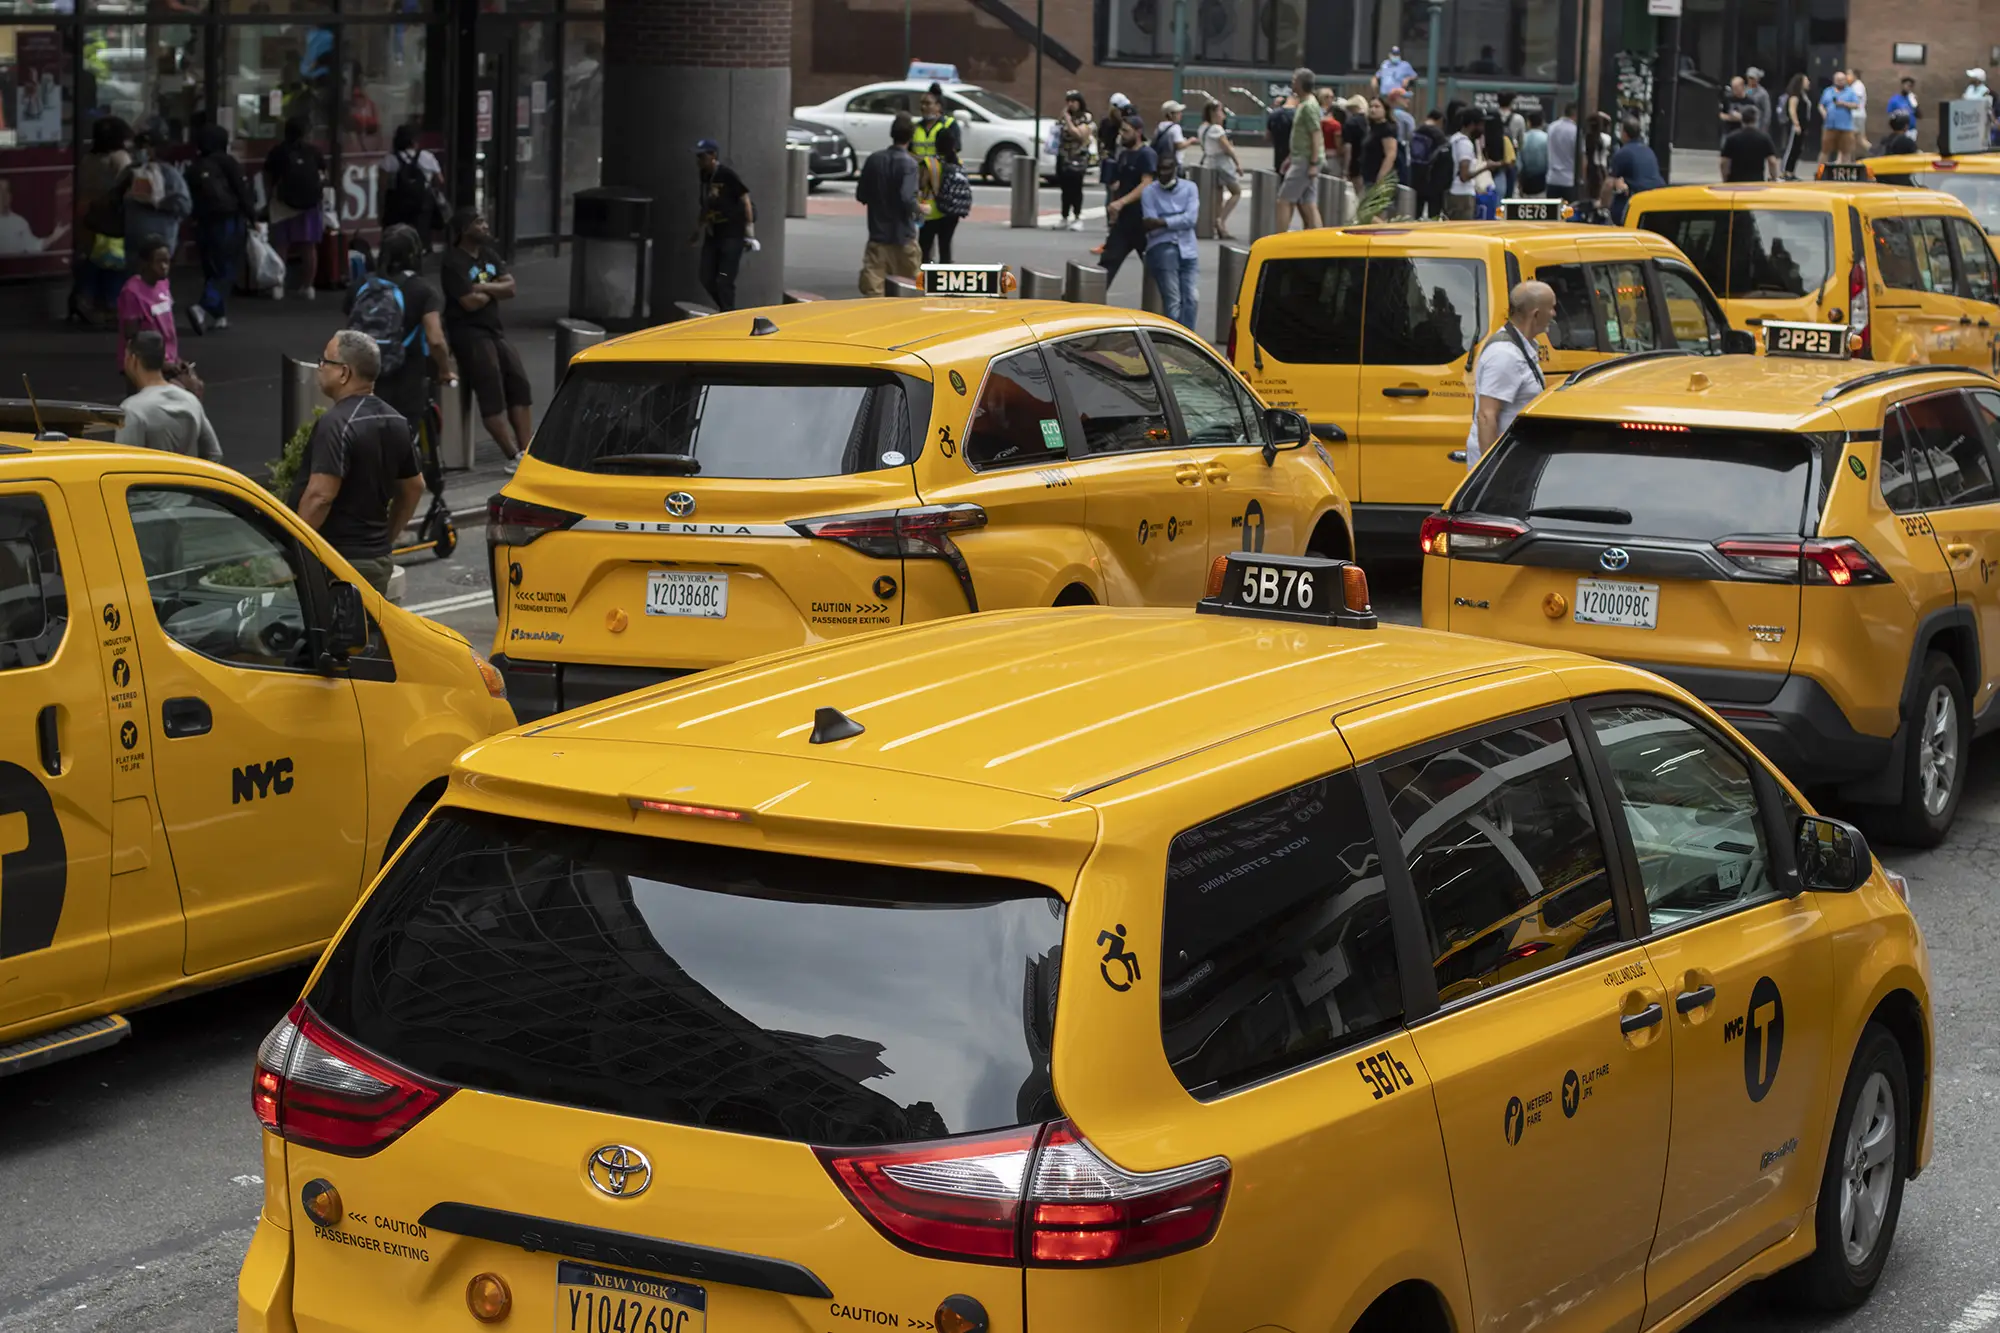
1238, 564, 1317, 612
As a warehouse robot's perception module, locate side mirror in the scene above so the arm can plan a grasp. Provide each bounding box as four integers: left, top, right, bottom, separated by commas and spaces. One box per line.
326, 580, 368, 661
1262, 407, 1309, 465
1795, 814, 1873, 893
1723, 329, 1757, 355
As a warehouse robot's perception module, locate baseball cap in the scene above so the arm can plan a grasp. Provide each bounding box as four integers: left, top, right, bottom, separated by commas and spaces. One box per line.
1969, 68, 1988, 81
1389, 45, 1401, 56
693, 138, 719, 155
1110, 91, 1132, 108
1746, 66, 1764, 79
1162, 98, 1186, 114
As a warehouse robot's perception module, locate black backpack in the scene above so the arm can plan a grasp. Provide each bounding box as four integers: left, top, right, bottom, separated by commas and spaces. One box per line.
385, 151, 433, 227
186, 154, 239, 220
347, 275, 421, 377
275, 143, 322, 211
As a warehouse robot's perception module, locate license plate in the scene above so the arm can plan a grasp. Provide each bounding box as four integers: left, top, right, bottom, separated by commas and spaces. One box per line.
1574, 578, 1659, 629
646, 571, 728, 618
554, 1261, 705, 1333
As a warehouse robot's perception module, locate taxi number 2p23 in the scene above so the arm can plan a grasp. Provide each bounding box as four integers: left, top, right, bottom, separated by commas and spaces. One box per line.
1356, 1049, 1414, 1100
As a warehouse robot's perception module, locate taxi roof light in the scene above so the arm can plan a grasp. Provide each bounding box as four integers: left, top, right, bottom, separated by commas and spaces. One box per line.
252, 1003, 454, 1156
1195, 551, 1377, 629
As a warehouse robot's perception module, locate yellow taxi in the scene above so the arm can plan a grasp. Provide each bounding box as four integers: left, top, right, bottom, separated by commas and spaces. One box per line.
1837, 153, 2000, 238
1421, 326, 2000, 844
0, 433, 513, 1079
1225, 221, 1747, 547
487, 268, 1349, 720
241, 550, 1930, 1333
1627, 181, 2000, 371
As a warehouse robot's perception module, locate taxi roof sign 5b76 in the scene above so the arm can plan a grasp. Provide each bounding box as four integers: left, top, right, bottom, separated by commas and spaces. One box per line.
922, 264, 1009, 298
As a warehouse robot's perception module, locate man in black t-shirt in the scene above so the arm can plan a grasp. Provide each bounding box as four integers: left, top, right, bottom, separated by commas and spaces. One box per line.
691, 138, 754, 312
353, 223, 455, 429
294, 330, 424, 595
442, 208, 530, 472
1878, 111, 1918, 158
1719, 106, 1779, 182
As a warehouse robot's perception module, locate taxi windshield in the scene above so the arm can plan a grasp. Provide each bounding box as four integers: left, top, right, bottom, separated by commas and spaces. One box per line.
1462, 421, 1819, 542
307, 810, 1065, 1147
1911, 172, 2000, 234
530, 363, 924, 479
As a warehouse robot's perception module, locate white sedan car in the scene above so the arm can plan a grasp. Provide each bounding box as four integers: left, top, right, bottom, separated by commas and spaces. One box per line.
792, 81, 1057, 184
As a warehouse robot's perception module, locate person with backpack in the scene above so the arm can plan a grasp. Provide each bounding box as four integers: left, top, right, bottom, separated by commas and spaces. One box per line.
183, 123, 255, 334
913, 86, 967, 264
1519, 110, 1550, 195
382, 124, 447, 236
1411, 108, 1449, 217
1154, 99, 1190, 167
113, 132, 190, 275
348, 222, 454, 433
263, 116, 328, 300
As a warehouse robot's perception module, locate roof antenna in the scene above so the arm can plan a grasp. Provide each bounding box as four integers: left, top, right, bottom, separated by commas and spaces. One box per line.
750, 316, 779, 337
809, 706, 865, 744
21, 374, 47, 439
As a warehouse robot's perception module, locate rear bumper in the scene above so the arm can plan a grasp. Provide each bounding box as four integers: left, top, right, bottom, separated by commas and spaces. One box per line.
236, 1219, 296, 1333
1638, 663, 1894, 785
494, 654, 696, 722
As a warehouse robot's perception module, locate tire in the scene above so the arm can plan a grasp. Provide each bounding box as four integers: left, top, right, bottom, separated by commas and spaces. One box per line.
986, 143, 1022, 185
381, 787, 441, 870
1781, 1023, 1910, 1311
1877, 652, 1968, 847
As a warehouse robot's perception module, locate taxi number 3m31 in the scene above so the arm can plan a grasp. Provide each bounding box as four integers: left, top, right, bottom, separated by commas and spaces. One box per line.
1239, 565, 1317, 611
1573, 578, 1659, 630
645, 571, 729, 619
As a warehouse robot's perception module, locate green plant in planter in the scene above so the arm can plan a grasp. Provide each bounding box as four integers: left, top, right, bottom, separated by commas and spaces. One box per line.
267, 406, 324, 502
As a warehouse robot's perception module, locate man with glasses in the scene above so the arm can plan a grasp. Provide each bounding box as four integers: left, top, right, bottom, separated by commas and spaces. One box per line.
294, 329, 425, 597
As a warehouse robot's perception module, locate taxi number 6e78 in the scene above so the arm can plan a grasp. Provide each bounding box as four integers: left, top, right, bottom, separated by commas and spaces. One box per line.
1238, 564, 1317, 612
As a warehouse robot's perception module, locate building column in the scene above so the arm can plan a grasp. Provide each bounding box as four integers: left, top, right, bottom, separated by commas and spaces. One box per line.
604, 0, 790, 314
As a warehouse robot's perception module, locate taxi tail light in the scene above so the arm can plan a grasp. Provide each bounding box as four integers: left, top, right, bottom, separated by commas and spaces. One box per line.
1714, 537, 1891, 586
252, 1003, 453, 1157
1418, 513, 1526, 557
818, 1119, 1230, 1268
1848, 262, 1872, 358
486, 495, 582, 548
792, 505, 988, 610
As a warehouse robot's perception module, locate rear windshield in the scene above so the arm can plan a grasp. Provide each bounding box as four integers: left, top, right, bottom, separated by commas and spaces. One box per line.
308, 811, 1064, 1147
1462, 421, 1817, 541
1639, 209, 1833, 298
531, 363, 928, 479
1911, 173, 2000, 234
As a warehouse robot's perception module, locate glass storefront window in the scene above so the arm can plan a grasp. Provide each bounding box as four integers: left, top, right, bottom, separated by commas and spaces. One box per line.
512, 18, 553, 238
1100, 0, 1301, 68
0, 25, 74, 278
0, 0, 74, 16
337, 20, 442, 236
560, 17, 599, 232
84, 22, 204, 146
223, 22, 332, 195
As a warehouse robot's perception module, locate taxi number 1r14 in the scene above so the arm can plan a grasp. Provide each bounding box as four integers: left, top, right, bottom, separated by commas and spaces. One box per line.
646, 571, 729, 619
1574, 578, 1659, 630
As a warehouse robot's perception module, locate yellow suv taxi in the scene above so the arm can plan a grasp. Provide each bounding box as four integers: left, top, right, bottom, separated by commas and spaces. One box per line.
0, 434, 512, 1080
1422, 332, 2000, 844
1627, 181, 2000, 371
241, 551, 1930, 1333
1842, 154, 2000, 239
1226, 221, 1746, 548
487, 275, 1350, 719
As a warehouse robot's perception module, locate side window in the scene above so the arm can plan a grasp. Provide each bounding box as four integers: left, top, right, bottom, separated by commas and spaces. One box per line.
963, 347, 1065, 469
1636, 210, 1730, 295
1948, 218, 2000, 305
0, 495, 67, 670
1588, 261, 1659, 353
1880, 408, 1942, 513
1382, 718, 1618, 1004
1161, 769, 1403, 1098
1872, 217, 1925, 292
1902, 391, 1997, 507
127, 488, 315, 672
1233, 381, 1272, 448
1047, 331, 1173, 456
1151, 335, 1250, 446
1588, 705, 1775, 930
1909, 216, 1960, 296
1973, 389, 2000, 445
1362, 257, 1484, 365
847, 91, 908, 115
1537, 263, 1600, 351
1656, 265, 1725, 355
1249, 257, 1365, 365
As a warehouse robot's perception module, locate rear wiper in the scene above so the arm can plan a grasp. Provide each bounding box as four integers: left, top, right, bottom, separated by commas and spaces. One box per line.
1527, 505, 1633, 525
593, 454, 700, 474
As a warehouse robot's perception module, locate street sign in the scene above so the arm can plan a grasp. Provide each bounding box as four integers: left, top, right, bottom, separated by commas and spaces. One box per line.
1647, 0, 1682, 14
476, 89, 493, 143
1940, 98, 1989, 156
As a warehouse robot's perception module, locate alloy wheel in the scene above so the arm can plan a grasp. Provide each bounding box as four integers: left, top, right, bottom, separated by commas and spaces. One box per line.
1838, 1070, 1897, 1267
1918, 683, 1959, 817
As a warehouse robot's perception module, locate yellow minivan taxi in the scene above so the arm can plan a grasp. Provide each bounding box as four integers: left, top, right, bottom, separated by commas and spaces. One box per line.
0, 434, 513, 1079
1225, 221, 1746, 548
242, 551, 1931, 1333
487, 286, 1350, 720
1850, 153, 2000, 238
1627, 182, 2000, 371
1422, 331, 2000, 845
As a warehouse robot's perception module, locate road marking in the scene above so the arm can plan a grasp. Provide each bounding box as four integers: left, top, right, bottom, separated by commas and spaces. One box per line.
230, 1174, 262, 1187
402, 591, 492, 617
1949, 1290, 2000, 1333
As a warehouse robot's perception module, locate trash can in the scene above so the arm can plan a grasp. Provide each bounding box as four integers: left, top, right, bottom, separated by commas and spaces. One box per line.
1063, 261, 1108, 303
555, 318, 606, 387
279, 354, 320, 450
1215, 244, 1249, 346
1010, 169, 1039, 229
570, 187, 652, 331
786, 146, 811, 220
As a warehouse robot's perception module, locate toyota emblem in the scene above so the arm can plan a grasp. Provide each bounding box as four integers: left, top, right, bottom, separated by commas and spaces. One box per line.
1599, 547, 1631, 573
664, 492, 697, 518
587, 1144, 652, 1198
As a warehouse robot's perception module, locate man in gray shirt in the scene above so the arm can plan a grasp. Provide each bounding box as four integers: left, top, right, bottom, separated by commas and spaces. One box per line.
855, 113, 922, 296
1546, 103, 1578, 196
116, 330, 221, 461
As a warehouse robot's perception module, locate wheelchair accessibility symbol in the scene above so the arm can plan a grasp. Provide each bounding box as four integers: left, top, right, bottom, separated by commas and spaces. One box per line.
1097, 924, 1142, 992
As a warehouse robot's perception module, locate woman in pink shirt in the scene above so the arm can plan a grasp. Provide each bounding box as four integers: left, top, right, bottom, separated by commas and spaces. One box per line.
117, 234, 180, 386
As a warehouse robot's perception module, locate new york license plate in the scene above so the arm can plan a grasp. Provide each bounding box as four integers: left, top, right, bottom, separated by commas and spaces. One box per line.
1574, 578, 1659, 629
646, 571, 728, 618
554, 1261, 705, 1333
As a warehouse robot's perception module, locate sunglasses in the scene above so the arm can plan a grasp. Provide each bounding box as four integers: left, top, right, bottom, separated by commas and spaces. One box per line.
319, 356, 350, 369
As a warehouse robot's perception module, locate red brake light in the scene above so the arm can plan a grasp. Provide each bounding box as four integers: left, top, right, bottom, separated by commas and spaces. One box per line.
1226, 313, 1239, 364
486, 495, 582, 547
792, 504, 989, 610
1419, 513, 1526, 557
818, 1119, 1230, 1268
252, 1003, 453, 1157
1714, 537, 1890, 586
1848, 261, 1871, 357
1619, 421, 1690, 432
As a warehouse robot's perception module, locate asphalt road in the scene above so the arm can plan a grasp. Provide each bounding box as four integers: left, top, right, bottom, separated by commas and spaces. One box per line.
5, 559, 1999, 1333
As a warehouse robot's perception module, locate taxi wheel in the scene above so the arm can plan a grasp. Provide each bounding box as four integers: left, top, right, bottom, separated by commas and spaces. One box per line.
1784, 1023, 1909, 1311
1878, 653, 1968, 848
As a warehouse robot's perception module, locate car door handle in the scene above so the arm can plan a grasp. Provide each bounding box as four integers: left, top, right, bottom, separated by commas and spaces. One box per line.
161, 696, 213, 739
1173, 464, 1203, 486
1202, 463, 1229, 483
1675, 984, 1717, 1013
1961, 317, 1976, 326
1382, 386, 1430, 398
1448, 449, 1468, 463
1743, 316, 1765, 326
35, 704, 59, 777
1947, 542, 1977, 561
1620, 1003, 1664, 1034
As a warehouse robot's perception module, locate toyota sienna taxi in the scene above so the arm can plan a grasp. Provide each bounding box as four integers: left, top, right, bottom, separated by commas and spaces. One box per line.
241, 553, 1931, 1333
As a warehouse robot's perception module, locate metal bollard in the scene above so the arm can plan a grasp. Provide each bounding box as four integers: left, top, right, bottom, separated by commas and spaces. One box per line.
1396, 185, 1416, 220
438, 379, 476, 471
1215, 244, 1249, 346
671, 299, 717, 321
1195, 165, 1218, 239
1247, 169, 1277, 242
279, 354, 320, 450
1141, 262, 1165, 315
786, 145, 811, 220
1010, 168, 1040, 228
886, 274, 923, 297
1063, 260, 1109, 304
553, 318, 605, 388
783, 288, 826, 303
1021, 267, 1064, 300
